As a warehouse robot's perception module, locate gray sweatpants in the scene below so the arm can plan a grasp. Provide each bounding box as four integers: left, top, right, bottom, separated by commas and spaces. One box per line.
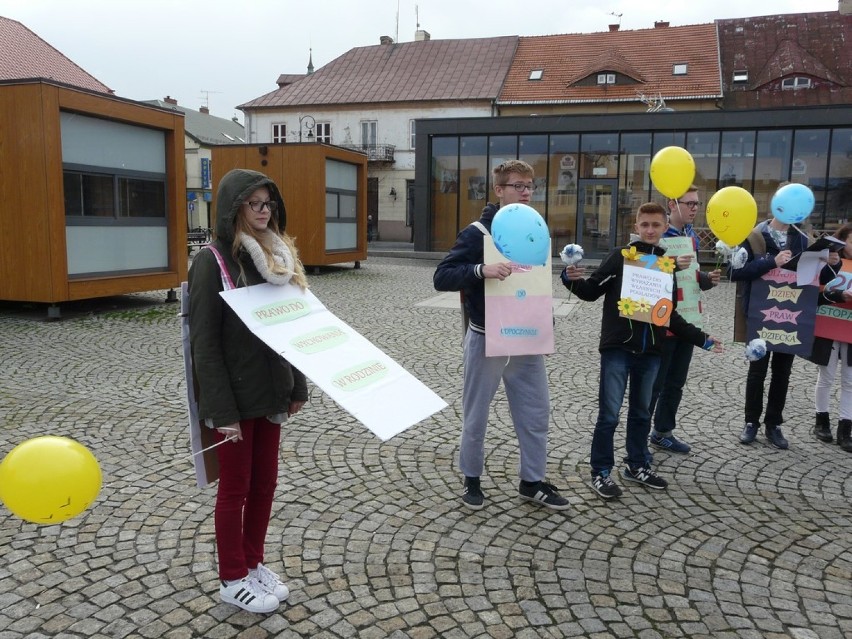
459, 329, 550, 482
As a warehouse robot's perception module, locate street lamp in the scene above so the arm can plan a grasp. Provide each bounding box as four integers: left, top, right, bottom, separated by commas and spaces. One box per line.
298, 115, 315, 142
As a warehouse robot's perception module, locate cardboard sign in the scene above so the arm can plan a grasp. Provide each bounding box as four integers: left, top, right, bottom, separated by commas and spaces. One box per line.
219, 283, 447, 441
746, 267, 818, 355
814, 257, 852, 344
659, 236, 704, 330
180, 282, 219, 488
618, 247, 675, 327
483, 237, 554, 357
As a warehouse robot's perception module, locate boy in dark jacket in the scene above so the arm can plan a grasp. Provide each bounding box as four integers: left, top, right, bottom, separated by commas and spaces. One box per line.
562, 202, 721, 499
434, 160, 568, 511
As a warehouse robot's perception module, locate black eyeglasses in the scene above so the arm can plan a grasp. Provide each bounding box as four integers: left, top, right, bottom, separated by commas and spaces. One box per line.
676, 200, 702, 209
499, 182, 536, 193
247, 200, 278, 213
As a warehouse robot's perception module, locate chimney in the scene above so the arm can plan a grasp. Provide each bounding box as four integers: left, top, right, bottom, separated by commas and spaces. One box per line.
199, 106, 209, 114
608, 24, 620, 31
654, 20, 670, 28
840, 0, 851, 15
164, 95, 178, 105
415, 29, 431, 41
379, 35, 394, 45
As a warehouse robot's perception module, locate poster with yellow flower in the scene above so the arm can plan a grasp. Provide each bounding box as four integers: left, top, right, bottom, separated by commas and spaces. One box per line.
618, 248, 675, 326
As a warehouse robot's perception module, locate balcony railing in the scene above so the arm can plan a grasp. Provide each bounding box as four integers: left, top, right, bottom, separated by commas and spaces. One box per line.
342, 144, 395, 163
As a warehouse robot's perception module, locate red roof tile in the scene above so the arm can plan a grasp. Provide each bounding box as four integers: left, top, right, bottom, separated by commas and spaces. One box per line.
240, 36, 518, 109
0, 16, 111, 94
499, 24, 721, 105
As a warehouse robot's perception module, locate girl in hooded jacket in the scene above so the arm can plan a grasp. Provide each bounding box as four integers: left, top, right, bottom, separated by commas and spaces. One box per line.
188, 168, 309, 613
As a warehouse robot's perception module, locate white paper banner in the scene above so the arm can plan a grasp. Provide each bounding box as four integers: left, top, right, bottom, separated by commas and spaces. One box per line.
219, 283, 447, 441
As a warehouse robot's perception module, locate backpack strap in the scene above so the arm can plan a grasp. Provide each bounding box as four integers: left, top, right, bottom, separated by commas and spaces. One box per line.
470, 221, 489, 236
746, 228, 766, 257
206, 245, 236, 290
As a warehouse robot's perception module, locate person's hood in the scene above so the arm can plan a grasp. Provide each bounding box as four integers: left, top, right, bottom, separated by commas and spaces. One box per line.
214, 169, 286, 243
628, 240, 666, 256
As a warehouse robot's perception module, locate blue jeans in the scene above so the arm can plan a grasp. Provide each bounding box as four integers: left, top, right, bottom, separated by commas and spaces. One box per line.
590, 349, 661, 475
649, 338, 695, 435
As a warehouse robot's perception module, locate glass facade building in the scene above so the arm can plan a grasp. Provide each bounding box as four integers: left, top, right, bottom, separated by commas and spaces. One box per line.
413, 107, 852, 258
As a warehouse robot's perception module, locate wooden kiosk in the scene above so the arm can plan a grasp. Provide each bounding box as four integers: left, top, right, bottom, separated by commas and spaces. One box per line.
211, 144, 368, 268
0, 80, 186, 309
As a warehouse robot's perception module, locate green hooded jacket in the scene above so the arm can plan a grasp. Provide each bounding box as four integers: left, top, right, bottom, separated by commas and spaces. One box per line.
187, 169, 308, 428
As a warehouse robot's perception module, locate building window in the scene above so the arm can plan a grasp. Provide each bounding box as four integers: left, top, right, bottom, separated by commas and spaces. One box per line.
361, 120, 377, 148
410, 120, 416, 150
733, 70, 749, 83
597, 73, 616, 85
529, 69, 543, 81
272, 123, 286, 143
673, 63, 688, 75
315, 122, 331, 143
64, 170, 166, 218
781, 76, 812, 90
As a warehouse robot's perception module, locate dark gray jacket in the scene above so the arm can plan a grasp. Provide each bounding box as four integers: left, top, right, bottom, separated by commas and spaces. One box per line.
188, 169, 307, 428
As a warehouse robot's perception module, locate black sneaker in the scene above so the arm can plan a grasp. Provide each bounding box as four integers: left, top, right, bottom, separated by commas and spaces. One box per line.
462, 476, 484, 510
518, 480, 570, 510
590, 470, 622, 500
740, 422, 759, 444
621, 465, 668, 490
765, 425, 789, 450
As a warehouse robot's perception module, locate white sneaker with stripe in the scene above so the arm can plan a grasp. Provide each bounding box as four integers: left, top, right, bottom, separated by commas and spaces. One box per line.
220, 575, 280, 613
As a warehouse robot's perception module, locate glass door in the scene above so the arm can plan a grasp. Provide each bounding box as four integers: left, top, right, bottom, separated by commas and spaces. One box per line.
577, 179, 618, 259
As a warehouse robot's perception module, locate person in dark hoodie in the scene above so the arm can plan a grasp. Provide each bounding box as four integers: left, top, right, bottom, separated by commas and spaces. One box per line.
729, 185, 810, 450
434, 160, 568, 512
562, 202, 722, 500
188, 169, 309, 613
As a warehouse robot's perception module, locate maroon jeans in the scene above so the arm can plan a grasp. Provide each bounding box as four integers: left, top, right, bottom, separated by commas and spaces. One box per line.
214, 417, 281, 581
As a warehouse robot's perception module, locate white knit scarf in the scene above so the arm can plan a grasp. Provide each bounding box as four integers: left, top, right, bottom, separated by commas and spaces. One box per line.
238, 231, 296, 286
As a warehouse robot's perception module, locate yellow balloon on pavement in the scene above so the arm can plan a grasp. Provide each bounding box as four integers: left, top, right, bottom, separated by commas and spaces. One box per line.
650, 146, 696, 199
0, 436, 102, 525
706, 186, 758, 247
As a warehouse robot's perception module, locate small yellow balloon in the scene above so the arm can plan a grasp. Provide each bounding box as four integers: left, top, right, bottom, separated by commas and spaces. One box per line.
650, 146, 696, 199
706, 186, 758, 247
0, 436, 102, 525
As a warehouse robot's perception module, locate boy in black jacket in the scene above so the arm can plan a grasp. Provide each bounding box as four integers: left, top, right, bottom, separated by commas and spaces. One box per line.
562, 202, 722, 499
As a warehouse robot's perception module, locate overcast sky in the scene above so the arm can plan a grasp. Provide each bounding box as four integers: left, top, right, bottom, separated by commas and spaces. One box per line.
0, 0, 837, 123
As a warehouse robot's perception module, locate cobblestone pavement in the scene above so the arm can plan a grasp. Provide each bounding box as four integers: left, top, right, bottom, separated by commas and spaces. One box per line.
1, 256, 850, 639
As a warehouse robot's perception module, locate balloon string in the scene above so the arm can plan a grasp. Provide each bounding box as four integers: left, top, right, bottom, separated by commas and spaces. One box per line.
97, 435, 236, 491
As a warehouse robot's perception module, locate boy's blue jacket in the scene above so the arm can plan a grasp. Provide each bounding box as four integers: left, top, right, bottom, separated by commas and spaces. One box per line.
561, 240, 708, 354
433, 203, 499, 333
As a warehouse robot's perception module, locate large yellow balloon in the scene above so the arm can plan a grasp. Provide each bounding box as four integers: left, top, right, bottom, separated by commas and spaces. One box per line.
0, 436, 102, 525
650, 146, 696, 199
706, 186, 758, 247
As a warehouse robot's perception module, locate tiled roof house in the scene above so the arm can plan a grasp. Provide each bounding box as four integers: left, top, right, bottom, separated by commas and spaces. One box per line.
238, 33, 519, 241
497, 22, 722, 115
0, 15, 112, 93
718, 10, 852, 109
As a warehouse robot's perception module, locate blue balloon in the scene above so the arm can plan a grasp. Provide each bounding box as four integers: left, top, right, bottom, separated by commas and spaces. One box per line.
491, 203, 550, 266
771, 183, 814, 224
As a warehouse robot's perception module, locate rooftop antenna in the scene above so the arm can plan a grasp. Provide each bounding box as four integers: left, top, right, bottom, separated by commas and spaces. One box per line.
416, 3, 420, 28
199, 89, 221, 110
609, 11, 622, 26
396, 0, 400, 42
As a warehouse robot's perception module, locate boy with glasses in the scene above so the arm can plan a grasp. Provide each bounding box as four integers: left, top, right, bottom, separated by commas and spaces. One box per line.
648, 186, 721, 455
434, 160, 568, 511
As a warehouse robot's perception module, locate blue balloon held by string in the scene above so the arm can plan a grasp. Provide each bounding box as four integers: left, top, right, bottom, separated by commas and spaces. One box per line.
491, 203, 550, 266
771, 183, 814, 225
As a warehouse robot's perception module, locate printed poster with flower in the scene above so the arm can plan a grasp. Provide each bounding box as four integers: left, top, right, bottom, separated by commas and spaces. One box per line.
618, 246, 675, 327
